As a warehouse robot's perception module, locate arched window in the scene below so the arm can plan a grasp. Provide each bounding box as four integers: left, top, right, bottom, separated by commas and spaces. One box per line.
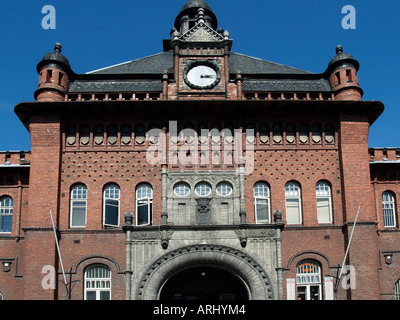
382, 192, 396, 228
174, 182, 191, 197
316, 181, 332, 224
70, 184, 87, 228
285, 182, 302, 224
136, 184, 153, 226
84, 265, 111, 300
0, 196, 13, 233
103, 184, 120, 227
216, 182, 233, 197
296, 260, 322, 300
194, 182, 212, 197
253, 182, 270, 223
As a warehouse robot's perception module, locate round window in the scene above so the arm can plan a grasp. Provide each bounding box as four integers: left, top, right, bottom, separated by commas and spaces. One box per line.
194, 182, 212, 197
174, 182, 191, 197
216, 182, 233, 196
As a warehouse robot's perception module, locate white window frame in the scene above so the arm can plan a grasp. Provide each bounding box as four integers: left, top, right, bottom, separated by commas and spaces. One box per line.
316, 181, 333, 224
103, 184, 120, 227
195, 182, 211, 197
216, 182, 233, 197
285, 182, 302, 225
70, 184, 87, 228
296, 260, 322, 300
382, 192, 396, 228
394, 279, 400, 300
0, 196, 13, 233
136, 184, 153, 226
84, 265, 111, 300
253, 182, 270, 224
174, 182, 191, 197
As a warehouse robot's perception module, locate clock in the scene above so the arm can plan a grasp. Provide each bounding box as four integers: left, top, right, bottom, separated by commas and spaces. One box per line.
184, 61, 221, 89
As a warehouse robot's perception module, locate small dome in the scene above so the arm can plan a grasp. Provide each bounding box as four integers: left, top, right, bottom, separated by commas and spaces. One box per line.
174, 0, 218, 30
180, 0, 212, 12
328, 45, 359, 71
37, 43, 70, 73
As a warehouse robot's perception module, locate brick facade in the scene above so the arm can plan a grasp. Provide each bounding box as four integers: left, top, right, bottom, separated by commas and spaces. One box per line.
1, 1, 399, 300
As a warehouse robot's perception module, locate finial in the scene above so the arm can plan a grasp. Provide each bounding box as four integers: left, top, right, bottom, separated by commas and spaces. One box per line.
54, 42, 62, 53
336, 45, 343, 55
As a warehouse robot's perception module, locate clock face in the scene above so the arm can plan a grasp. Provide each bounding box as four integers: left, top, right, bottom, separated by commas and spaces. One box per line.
186, 64, 219, 89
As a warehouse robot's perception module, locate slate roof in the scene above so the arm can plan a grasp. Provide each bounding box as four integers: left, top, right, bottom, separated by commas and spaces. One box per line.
68, 50, 332, 93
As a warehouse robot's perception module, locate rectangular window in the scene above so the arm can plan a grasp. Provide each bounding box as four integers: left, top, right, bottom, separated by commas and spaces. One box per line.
137, 199, 152, 226
71, 200, 87, 227
104, 199, 119, 227
58, 72, 64, 86
255, 198, 269, 223
335, 72, 341, 85
346, 69, 352, 82
317, 198, 331, 224
286, 198, 301, 224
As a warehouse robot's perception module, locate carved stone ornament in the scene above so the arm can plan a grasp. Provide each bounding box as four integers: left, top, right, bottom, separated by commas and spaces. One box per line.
196, 198, 211, 225
180, 22, 225, 42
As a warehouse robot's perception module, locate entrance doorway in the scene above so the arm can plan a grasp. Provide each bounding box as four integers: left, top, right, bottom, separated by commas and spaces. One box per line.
159, 266, 248, 300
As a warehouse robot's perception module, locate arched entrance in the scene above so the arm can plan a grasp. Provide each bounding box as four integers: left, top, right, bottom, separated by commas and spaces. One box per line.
134, 244, 275, 300
160, 266, 248, 300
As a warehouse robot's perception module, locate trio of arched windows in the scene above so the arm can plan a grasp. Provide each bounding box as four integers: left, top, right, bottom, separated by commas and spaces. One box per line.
69, 183, 153, 228
254, 181, 333, 225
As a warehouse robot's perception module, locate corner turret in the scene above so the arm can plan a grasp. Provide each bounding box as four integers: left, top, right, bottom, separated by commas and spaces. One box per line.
34, 43, 71, 102
327, 45, 363, 100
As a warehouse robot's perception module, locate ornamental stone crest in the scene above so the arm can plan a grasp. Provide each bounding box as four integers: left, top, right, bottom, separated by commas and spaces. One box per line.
196, 198, 211, 225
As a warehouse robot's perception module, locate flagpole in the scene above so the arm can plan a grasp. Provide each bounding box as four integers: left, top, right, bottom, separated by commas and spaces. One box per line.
335, 205, 360, 292
50, 210, 68, 289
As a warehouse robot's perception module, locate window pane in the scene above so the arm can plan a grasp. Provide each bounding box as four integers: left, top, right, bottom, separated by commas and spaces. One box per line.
382, 192, 396, 227
136, 184, 153, 199
174, 183, 190, 197
216, 182, 232, 196
104, 184, 120, 199
86, 291, 96, 300
137, 200, 150, 225
254, 182, 269, 197
71, 185, 87, 199
316, 182, 330, 196
297, 286, 306, 300
0, 215, 12, 233
317, 197, 331, 224
71, 204, 86, 227
286, 198, 300, 224
256, 199, 268, 223
100, 291, 111, 300
105, 199, 119, 226
195, 183, 211, 196
310, 286, 320, 300
285, 183, 300, 197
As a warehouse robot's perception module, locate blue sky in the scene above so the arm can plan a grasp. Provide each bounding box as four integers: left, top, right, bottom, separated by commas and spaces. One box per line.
0, 0, 398, 151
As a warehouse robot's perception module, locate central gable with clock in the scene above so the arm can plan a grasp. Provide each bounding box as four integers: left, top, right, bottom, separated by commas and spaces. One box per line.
168, 1, 233, 99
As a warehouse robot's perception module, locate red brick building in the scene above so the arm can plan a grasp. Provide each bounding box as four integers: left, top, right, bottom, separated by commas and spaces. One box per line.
1, 0, 399, 300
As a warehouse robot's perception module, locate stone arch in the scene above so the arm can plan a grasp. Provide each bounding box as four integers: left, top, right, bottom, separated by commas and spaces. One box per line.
134, 244, 275, 300
73, 254, 123, 274
286, 250, 334, 270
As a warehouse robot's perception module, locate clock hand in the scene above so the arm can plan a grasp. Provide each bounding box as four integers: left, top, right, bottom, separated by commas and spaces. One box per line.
200, 74, 216, 78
